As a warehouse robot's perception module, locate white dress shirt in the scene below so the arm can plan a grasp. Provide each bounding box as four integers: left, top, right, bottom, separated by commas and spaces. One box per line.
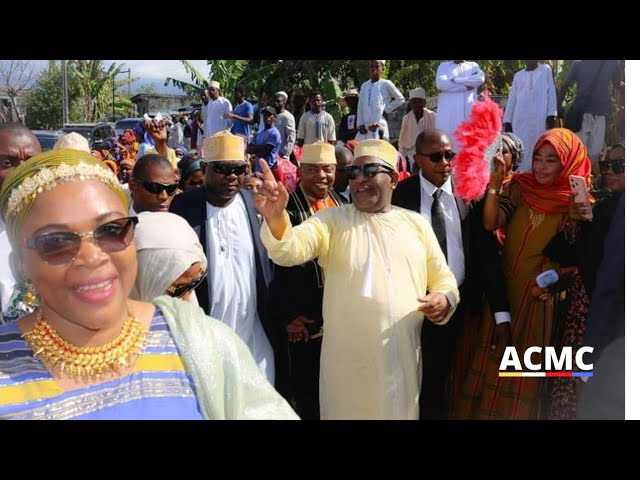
418, 175, 465, 287
205, 195, 275, 384
419, 174, 510, 325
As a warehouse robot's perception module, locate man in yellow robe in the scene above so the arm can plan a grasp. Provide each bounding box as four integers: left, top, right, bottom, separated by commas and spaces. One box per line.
256, 139, 459, 420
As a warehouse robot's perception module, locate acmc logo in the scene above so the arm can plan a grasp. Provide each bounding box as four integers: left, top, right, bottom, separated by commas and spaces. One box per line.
499, 346, 594, 377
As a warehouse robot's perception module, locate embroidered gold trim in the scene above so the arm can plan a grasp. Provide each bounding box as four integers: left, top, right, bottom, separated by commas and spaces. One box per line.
6, 163, 122, 217
529, 209, 546, 230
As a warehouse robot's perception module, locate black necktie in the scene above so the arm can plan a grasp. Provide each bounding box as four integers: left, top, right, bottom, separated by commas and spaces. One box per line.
431, 189, 448, 261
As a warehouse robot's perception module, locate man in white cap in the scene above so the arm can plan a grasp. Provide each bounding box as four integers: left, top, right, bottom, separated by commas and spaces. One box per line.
170, 130, 277, 385
204, 80, 233, 138
269, 141, 347, 419
256, 139, 459, 420
357, 60, 405, 141
434, 60, 485, 150
273, 91, 296, 160
398, 87, 436, 172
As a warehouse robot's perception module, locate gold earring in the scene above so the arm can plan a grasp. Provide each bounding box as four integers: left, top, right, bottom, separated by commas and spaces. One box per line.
23, 280, 40, 309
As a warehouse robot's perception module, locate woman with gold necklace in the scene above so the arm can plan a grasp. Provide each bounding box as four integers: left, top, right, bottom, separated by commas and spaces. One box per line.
457, 128, 594, 420
0, 149, 298, 420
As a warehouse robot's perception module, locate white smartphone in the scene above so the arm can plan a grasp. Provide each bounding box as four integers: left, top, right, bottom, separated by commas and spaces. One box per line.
536, 269, 559, 289
569, 175, 588, 203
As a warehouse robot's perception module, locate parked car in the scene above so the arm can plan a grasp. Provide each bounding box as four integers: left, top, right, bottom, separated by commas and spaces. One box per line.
62, 122, 116, 150
114, 117, 142, 136
33, 130, 63, 152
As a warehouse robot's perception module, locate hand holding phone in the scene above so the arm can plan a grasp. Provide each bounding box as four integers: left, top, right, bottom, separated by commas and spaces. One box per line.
536, 269, 559, 289
569, 175, 588, 204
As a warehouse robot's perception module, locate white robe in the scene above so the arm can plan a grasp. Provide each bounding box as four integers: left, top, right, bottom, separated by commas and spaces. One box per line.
206, 196, 275, 385
261, 205, 459, 419
398, 108, 436, 170
434, 61, 485, 150
503, 64, 558, 172
204, 97, 233, 138
357, 78, 405, 135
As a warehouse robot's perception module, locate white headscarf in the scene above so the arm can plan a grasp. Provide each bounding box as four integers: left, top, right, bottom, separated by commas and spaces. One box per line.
131, 212, 207, 304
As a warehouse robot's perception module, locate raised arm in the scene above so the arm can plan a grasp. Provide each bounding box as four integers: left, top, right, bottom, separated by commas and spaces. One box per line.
256, 159, 330, 266
483, 152, 508, 231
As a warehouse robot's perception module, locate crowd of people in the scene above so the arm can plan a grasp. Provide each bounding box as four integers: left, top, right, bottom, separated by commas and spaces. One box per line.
0, 59, 624, 420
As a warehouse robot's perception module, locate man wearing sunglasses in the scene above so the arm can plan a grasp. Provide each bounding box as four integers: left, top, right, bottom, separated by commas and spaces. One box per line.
268, 141, 347, 419
0, 122, 42, 316
257, 139, 459, 420
392, 129, 511, 420
170, 131, 277, 385
129, 154, 180, 215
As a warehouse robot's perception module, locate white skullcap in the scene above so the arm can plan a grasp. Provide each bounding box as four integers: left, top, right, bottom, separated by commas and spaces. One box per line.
53, 132, 90, 153
409, 87, 426, 100
274, 91, 288, 101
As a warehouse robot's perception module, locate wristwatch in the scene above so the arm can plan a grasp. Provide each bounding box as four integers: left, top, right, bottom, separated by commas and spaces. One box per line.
487, 186, 502, 195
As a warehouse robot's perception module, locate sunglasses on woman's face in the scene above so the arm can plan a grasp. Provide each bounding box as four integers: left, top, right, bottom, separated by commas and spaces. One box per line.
136, 180, 179, 195
208, 162, 247, 176
166, 271, 208, 298
23, 217, 139, 266
344, 163, 395, 180
417, 150, 456, 163
599, 158, 625, 174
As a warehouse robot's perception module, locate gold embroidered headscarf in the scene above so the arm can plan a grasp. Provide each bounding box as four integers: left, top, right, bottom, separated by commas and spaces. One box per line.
0, 149, 128, 249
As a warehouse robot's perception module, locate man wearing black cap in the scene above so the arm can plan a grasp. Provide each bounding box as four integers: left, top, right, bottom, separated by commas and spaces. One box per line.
247, 106, 282, 175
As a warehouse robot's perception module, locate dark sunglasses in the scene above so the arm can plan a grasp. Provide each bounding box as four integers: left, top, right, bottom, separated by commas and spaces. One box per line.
23, 217, 138, 266
345, 163, 395, 180
166, 271, 208, 298
599, 158, 625, 174
417, 150, 456, 163
208, 162, 247, 176
136, 179, 179, 195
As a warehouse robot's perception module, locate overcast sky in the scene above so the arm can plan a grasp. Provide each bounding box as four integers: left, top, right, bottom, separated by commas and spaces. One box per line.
29, 60, 210, 94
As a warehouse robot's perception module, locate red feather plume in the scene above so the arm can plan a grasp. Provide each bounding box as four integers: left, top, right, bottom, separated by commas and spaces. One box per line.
451, 95, 503, 203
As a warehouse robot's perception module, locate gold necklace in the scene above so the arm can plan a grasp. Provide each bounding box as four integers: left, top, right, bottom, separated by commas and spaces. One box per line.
23, 307, 147, 380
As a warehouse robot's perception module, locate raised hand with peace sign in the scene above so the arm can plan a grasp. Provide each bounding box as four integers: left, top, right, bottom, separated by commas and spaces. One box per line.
254, 158, 290, 240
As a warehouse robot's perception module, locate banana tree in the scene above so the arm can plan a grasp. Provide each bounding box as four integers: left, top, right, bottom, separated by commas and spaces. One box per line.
165, 60, 280, 100
70, 60, 136, 122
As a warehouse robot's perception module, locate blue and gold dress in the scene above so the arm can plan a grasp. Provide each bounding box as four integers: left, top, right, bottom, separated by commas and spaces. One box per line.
0, 308, 204, 420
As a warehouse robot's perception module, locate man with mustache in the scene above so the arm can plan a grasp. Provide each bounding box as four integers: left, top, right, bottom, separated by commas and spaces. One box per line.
257, 139, 459, 419
268, 141, 346, 419
392, 129, 511, 420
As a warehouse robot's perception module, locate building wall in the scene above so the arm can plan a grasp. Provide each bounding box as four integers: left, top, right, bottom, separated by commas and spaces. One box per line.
132, 95, 193, 116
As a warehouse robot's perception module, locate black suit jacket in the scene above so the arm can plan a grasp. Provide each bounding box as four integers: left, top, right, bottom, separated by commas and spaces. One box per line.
169, 188, 276, 348
268, 187, 346, 334
391, 174, 509, 315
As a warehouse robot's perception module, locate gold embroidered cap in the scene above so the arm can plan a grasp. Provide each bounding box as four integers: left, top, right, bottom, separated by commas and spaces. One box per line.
353, 139, 398, 171
300, 141, 336, 165
202, 130, 245, 163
